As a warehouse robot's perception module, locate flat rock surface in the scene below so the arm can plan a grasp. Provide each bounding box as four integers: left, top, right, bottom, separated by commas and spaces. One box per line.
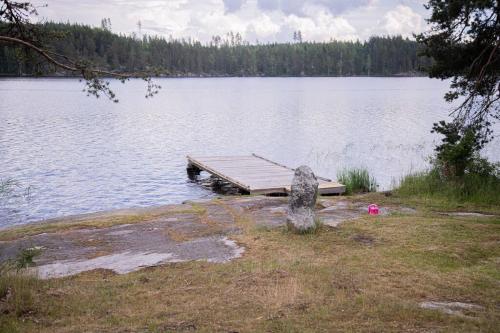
440, 212, 495, 218
0, 196, 416, 278
419, 301, 484, 317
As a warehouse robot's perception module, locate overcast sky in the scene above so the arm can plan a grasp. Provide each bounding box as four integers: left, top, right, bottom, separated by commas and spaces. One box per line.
31, 0, 430, 43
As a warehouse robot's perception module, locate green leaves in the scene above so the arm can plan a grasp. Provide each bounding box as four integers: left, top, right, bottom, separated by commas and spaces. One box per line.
417, 0, 499, 127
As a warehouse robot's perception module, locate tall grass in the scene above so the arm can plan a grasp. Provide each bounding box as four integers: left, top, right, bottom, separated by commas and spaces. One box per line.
0, 266, 39, 316
0, 248, 42, 332
337, 168, 377, 195
396, 168, 500, 206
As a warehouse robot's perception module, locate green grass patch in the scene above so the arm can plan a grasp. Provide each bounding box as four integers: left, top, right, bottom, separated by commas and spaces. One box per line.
337, 168, 377, 194
396, 168, 500, 207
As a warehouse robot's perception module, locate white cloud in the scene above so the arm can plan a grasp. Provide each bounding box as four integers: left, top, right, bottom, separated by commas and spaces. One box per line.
257, 0, 375, 16
30, 0, 428, 43
223, 0, 246, 12
382, 5, 424, 37
280, 11, 357, 42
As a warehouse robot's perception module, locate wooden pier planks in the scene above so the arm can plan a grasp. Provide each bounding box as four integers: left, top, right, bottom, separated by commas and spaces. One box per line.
187, 154, 345, 195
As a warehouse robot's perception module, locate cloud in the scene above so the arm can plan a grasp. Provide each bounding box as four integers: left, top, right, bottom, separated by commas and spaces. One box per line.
257, 0, 374, 16
223, 0, 246, 13
31, 0, 427, 43
382, 5, 423, 37
275, 11, 357, 42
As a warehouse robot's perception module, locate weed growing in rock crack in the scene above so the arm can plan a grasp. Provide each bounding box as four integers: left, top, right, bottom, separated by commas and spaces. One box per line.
15, 247, 42, 271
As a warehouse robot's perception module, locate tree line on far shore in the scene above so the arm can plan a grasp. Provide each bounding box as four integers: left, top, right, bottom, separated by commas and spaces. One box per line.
0, 22, 432, 77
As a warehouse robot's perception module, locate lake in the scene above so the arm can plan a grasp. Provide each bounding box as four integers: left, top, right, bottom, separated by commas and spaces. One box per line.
1, 77, 498, 226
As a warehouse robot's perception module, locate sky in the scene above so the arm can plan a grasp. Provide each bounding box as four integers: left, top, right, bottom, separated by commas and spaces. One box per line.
31, 0, 431, 43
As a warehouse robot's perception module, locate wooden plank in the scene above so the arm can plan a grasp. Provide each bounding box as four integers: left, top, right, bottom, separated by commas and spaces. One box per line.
187, 154, 345, 195
190, 157, 257, 163
211, 170, 292, 176
227, 172, 294, 179
252, 154, 332, 182
206, 162, 275, 166
187, 156, 251, 191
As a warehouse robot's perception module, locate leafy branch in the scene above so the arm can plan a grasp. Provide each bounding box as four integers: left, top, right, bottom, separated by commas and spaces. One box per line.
417, 0, 499, 135
0, 0, 161, 102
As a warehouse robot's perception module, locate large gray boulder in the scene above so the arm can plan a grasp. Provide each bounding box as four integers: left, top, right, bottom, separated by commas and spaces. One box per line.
286, 166, 319, 232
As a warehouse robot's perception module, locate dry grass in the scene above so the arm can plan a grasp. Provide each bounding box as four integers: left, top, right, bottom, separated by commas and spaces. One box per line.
0, 195, 499, 332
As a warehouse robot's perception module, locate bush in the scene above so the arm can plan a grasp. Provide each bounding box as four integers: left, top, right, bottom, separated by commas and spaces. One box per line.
15, 247, 42, 271
337, 168, 377, 195
431, 121, 492, 179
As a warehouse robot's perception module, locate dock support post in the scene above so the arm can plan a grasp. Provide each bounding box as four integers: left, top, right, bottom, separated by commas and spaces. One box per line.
186, 163, 201, 180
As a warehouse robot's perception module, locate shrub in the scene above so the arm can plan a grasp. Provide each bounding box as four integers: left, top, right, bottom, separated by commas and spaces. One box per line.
431, 120, 491, 179
15, 247, 42, 271
337, 168, 377, 195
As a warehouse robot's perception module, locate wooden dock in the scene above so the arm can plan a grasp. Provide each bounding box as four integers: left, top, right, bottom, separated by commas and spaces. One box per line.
187, 154, 345, 195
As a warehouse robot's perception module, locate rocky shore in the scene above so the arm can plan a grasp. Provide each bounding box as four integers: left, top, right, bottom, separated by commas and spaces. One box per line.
0, 195, 415, 278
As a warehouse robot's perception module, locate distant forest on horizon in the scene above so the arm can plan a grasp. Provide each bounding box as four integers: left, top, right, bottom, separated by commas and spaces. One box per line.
0, 22, 432, 77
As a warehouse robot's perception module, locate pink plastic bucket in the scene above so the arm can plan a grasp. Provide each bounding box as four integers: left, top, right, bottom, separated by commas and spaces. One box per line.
368, 204, 379, 215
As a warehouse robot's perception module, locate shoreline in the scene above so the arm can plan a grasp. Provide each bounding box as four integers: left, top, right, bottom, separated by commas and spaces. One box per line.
1, 193, 498, 332
0, 73, 428, 79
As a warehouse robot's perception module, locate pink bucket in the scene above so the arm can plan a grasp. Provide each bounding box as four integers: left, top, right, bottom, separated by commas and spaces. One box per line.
368, 204, 379, 215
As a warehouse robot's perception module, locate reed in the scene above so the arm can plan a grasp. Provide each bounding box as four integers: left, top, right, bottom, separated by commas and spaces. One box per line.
337, 168, 377, 194
396, 168, 500, 206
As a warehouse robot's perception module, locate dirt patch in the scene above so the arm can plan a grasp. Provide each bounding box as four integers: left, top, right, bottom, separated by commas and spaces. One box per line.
352, 234, 376, 245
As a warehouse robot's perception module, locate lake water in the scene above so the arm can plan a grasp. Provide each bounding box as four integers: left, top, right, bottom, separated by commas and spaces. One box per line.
1, 77, 499, 227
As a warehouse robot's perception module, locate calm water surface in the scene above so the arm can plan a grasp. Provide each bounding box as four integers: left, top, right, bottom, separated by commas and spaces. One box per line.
1, 77, 499, 226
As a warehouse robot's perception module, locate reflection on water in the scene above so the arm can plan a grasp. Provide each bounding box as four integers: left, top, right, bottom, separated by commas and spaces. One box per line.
0, 77, 498, 226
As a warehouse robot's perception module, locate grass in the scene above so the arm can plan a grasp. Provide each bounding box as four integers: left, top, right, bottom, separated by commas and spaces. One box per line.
0, 248, 42, 333
0, 269, 40, 332
396, 168, 500, 209
337, 168, 377, 194
0, 194, 499, 332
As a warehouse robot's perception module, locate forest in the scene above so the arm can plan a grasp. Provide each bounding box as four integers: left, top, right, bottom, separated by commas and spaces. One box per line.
0, 22, 432, 77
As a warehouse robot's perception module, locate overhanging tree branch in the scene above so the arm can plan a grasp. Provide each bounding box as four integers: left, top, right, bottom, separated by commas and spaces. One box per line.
0, 0, 161, 102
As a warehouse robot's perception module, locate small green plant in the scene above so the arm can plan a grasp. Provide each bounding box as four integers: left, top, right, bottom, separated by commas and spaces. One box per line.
15, 247, 42, 271
337, 168, 377, 195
